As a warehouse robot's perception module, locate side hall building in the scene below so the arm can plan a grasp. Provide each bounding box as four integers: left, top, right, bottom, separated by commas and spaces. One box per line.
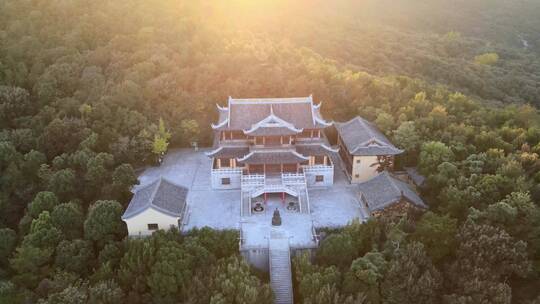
335, 116, 403, 183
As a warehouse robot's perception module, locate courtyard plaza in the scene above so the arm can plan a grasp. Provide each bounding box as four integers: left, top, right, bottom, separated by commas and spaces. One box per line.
135, 148, 368, 248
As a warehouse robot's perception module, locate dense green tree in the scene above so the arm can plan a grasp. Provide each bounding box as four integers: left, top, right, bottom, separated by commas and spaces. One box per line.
118, 238, 158, 297
9, 245, 53, 288
38, 284, 88, 304
411, 212, 457, 263
418, 141, 454, 174
152, 118, 171, 163
207, 257, 273, 304
316, 233, 356, 268
45, 168, 77, 201
110, 163, 138, 201
88, 280, 124, 304
343, 251, 387, 302
474, 52, 499, 65
381, 242, 442, 304
0, 228, 17, 268
0, 0, 540, 301
84, 200, 125, 245
28, 191, 59, 219
445, 220, 530, 302
146, 241, 197, 300
393, 121, 421, 155
0, 86, 31, 128
23, 211, 63, 249
55, 239, 94, 275
51, 201, 84, 240
302, 284, 365, 304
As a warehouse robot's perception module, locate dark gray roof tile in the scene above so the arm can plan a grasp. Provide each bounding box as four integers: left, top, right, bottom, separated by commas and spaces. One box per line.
214, 96, 331, 131
237, 149, 309, 165
358, 171, 425, 213
335, 116, 403, 156
122, 177, 188, 219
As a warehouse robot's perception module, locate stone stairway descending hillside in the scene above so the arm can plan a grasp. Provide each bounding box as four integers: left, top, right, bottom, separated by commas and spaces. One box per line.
269, 229, 293, 304
241, 190, 251, 216
297, 187, 310, 214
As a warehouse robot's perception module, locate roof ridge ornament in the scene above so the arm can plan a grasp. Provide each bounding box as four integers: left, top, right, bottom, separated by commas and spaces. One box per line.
243, 110, 303, 135
227, 96, 232, 127
309, 95, 316, 125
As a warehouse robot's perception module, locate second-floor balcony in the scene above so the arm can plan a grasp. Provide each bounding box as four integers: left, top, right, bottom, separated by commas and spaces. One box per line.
241, 172, 307, 194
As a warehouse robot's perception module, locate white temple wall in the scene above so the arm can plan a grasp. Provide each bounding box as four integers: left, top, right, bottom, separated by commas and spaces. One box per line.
351, 155, 380, 183
211, 169, 242, 189
241, 248, 269, 271
123, 208, 180, 237
304, 166, 334, 187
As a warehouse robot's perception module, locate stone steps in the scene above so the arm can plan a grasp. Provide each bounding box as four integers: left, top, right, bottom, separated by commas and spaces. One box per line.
269, 233, 293, 304
241, 191, 251, 216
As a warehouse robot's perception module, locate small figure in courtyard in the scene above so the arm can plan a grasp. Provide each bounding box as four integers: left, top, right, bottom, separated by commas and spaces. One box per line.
272, 208, 282, 226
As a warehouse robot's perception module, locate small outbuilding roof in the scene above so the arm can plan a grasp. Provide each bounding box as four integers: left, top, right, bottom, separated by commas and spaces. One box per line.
404, 167, 426, 186
358, 171, 426, 213
335, 116, 403, 156
122, 177, 188, 220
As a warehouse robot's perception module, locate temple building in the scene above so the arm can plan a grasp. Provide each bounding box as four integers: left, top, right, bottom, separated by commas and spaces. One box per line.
206, 96, 338, 215
122, 177, 188, 236
357, 171, 426, 217
335, 116, 403, 183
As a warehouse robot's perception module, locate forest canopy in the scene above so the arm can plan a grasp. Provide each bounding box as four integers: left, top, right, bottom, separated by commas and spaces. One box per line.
0, 0, 540, 303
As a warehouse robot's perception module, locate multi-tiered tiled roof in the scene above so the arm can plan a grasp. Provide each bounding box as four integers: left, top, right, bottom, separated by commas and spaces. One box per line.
207, 96, 337, 162
211, 96, 331, 131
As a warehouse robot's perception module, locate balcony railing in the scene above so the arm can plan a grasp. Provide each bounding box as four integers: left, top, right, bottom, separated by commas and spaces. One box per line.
241, 174, 265, 188
282, 173, 307, 186
212, 167, 243, 174
241, 172, 307, 193
302, 164, 334, 173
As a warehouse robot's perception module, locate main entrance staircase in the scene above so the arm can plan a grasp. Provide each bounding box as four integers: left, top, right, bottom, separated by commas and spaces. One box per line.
269, 229, 294, 304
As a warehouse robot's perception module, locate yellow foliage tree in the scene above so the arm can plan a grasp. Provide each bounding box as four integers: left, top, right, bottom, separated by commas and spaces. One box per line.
474, 52, 499, 65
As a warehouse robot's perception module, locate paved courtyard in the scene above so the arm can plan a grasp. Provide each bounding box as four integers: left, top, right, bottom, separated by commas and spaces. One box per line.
136, 148, 367, 247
